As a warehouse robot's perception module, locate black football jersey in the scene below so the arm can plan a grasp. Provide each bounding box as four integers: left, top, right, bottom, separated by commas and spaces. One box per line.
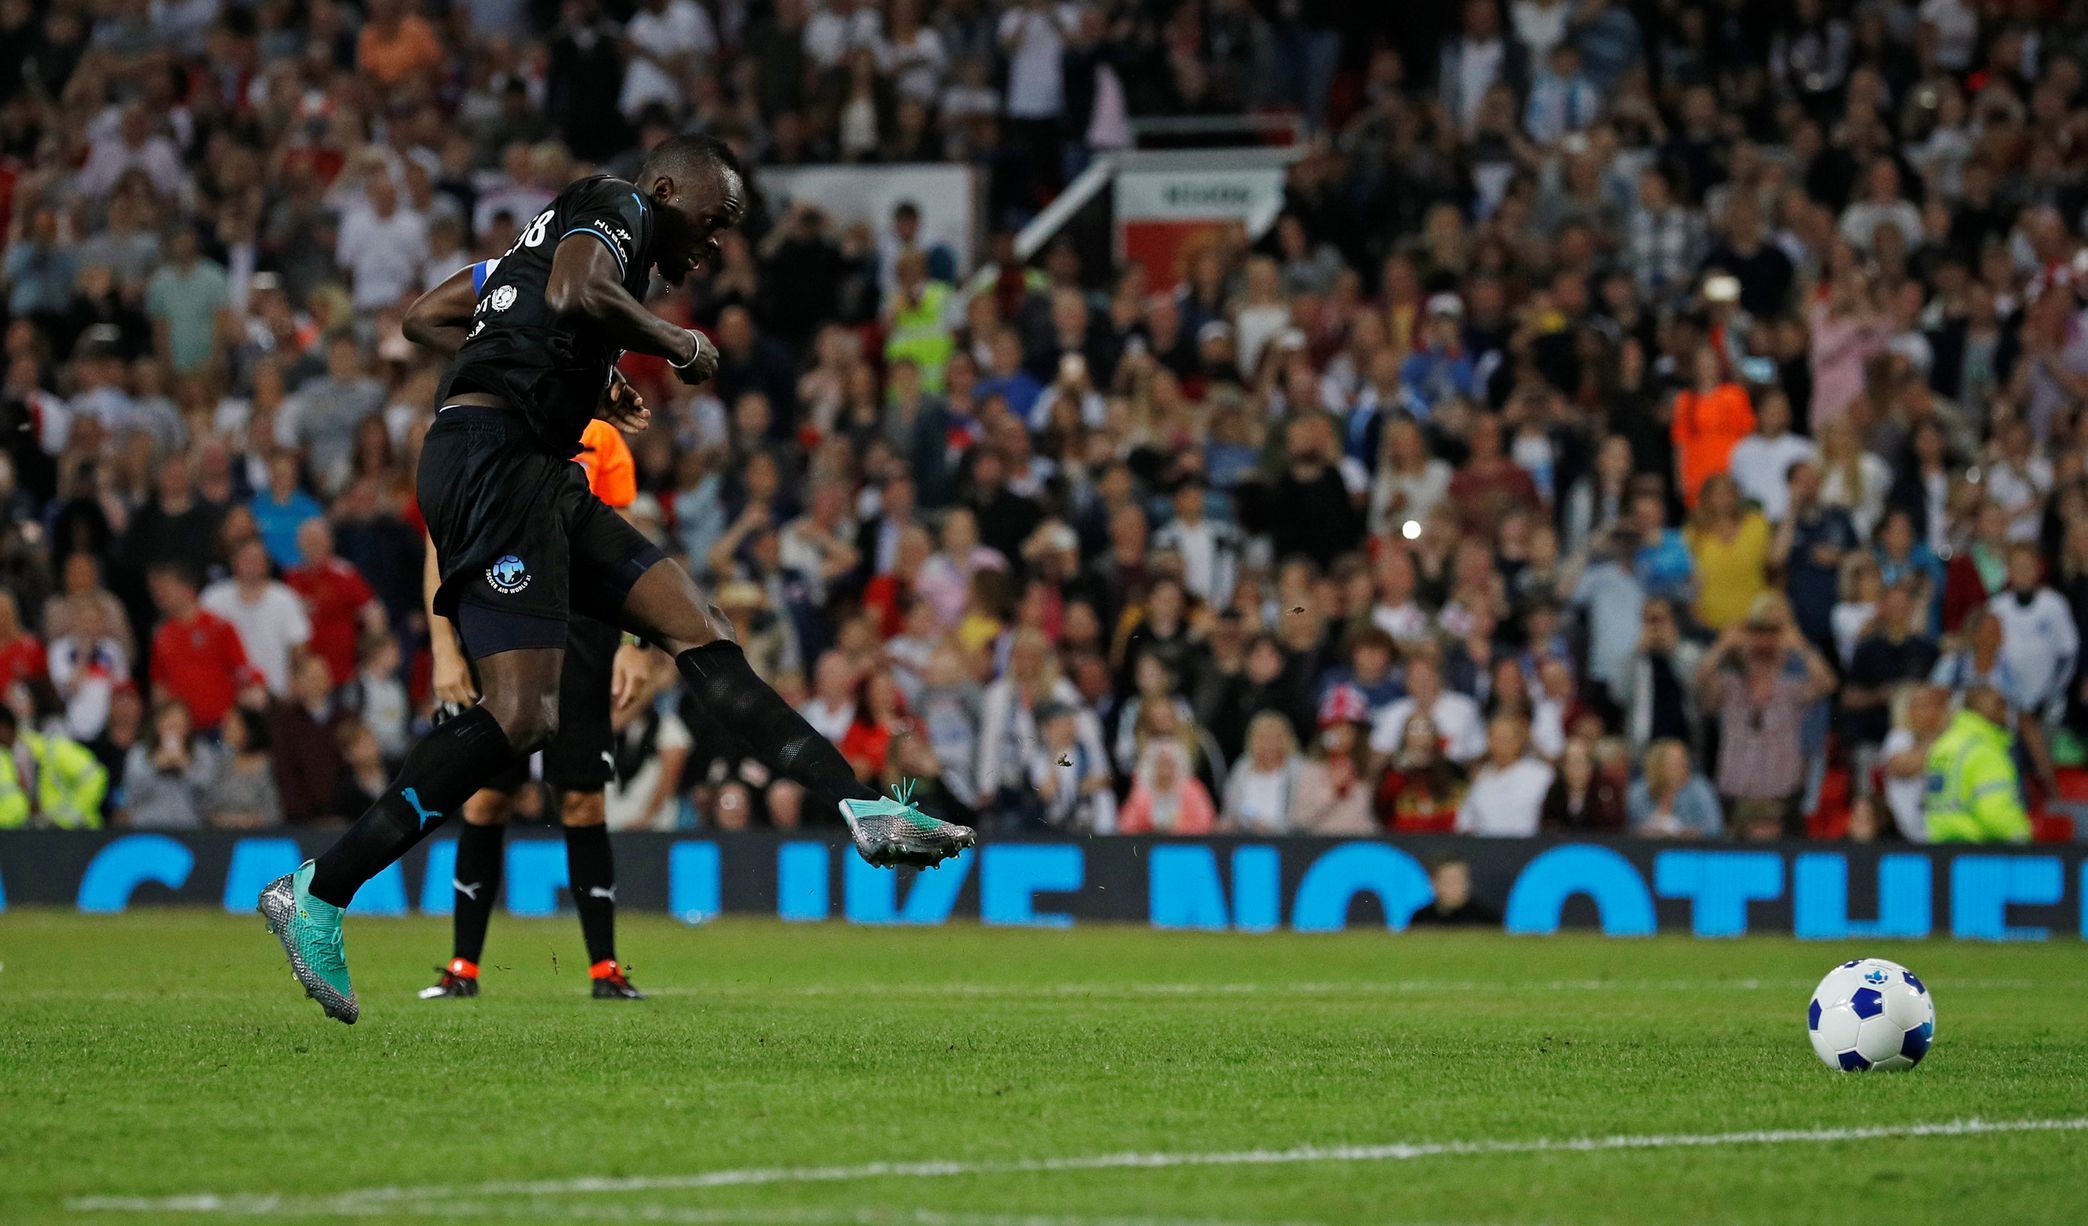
439, 175, 656, 454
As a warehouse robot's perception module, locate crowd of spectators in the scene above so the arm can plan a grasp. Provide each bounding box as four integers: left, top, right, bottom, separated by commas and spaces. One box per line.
2, 0, 2086, 845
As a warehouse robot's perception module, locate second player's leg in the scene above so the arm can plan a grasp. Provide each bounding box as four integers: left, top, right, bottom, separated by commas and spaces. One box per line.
558, 790, 642, 998
424, 789, 511, 999
544, 617, 640, 995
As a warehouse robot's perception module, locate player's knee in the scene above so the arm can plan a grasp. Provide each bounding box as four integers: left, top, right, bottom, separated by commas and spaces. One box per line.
621, 561, 731, 655
485, 690, 559, 753
650, 608, 727, 657
560, 790, 606, 827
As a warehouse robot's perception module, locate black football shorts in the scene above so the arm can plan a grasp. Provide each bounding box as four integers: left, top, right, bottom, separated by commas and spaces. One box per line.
419, 404, 663, 657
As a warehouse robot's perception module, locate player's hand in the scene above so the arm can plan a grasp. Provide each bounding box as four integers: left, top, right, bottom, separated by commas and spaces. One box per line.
598, 367, 650, 432
431, 641, 480, 707
671, 329, 719, 386
611, 642, 656, 717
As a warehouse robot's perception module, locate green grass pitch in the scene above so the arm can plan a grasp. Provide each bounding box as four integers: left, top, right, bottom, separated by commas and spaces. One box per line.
3, 909, 2086, 1224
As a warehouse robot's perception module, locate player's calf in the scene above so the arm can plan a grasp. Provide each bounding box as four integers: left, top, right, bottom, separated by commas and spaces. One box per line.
676, 641, 975, 868
305, 706, 517, 907
618, 558, 976, 869
561, 793, 621, 979
443, 811, 508, 987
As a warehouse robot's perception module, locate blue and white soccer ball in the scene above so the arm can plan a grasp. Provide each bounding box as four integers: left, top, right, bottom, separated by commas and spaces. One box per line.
1807, 958, 1936, 1071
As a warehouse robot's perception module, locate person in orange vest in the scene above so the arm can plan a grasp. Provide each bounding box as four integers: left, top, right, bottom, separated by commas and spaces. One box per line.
1671, 344, 1757, 508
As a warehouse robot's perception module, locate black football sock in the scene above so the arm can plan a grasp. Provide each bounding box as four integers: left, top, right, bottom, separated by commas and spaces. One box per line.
451, 820, 506, 965
309, 707, 515, 906
564, 822, 618, 966
675, 642, 879, 808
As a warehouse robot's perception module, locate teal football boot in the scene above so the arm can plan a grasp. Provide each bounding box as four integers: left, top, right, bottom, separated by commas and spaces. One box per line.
839, 781, 977, 869
258, 861, 359, 1024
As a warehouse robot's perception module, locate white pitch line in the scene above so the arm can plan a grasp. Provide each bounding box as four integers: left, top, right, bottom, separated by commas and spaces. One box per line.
393, 1200, 1319, 1226
67, 1195, 1307, 1226
68, 1117, 2088, 1217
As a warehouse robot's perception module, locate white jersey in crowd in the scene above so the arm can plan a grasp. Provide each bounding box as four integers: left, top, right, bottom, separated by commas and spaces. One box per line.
1879, 726, 1928, 843
1987, 588, 2080, 715
619, 0, 717, 118
1456, 758, 1555, 837
1151, 515, 1242, 608
606, 708, 694, 832
334, 203, 429, 313
1727, 431, 1817, 522
1368, 690, 1486, 763
998, 4, 1076, 119
199, 580, 310, 696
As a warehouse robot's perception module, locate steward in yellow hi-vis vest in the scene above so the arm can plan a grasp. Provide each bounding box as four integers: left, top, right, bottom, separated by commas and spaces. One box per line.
0, 707, 108, 829
1924, 687, 2029, 844
882, 250, 955, 391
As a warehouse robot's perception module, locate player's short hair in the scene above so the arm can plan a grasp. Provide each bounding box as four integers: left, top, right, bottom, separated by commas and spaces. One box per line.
639, 133, 742, 186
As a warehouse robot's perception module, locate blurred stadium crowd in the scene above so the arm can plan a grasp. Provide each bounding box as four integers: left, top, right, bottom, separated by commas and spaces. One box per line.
1, 0, 2085, 842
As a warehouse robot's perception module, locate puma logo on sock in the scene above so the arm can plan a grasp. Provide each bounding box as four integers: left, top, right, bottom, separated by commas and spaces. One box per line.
403, 787, 442, 831
454, 880, 481, 902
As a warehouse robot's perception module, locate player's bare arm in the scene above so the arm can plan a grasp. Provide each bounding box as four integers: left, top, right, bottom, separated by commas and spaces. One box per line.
401, 265, 479, 356
544, 234, 707, 371
420, 531, 477, 707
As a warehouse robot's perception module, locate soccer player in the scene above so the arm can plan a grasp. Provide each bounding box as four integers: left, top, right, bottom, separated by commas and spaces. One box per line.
421, 394, 658, 1000
261, 135, 974, 1024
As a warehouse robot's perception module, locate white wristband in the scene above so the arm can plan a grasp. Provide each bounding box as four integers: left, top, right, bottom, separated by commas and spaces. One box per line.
671, 333, 702, 368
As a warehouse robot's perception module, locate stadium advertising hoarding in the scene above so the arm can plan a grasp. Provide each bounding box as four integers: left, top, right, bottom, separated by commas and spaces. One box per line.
1112, 161, 1290, 291
0, 833, 2081, 940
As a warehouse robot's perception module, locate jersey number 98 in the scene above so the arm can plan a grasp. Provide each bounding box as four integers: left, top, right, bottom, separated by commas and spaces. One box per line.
514, 209, 553, 253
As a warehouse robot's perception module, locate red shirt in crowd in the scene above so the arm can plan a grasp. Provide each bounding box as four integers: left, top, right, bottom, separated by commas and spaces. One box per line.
840, 717, 906, 781
286, 557, 376, 686
1374, 767, 1466, 834
150, 609, 252, 730
1446, 458, 1540, 539
0, 631, 47, 692
859, 574, 911, 639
